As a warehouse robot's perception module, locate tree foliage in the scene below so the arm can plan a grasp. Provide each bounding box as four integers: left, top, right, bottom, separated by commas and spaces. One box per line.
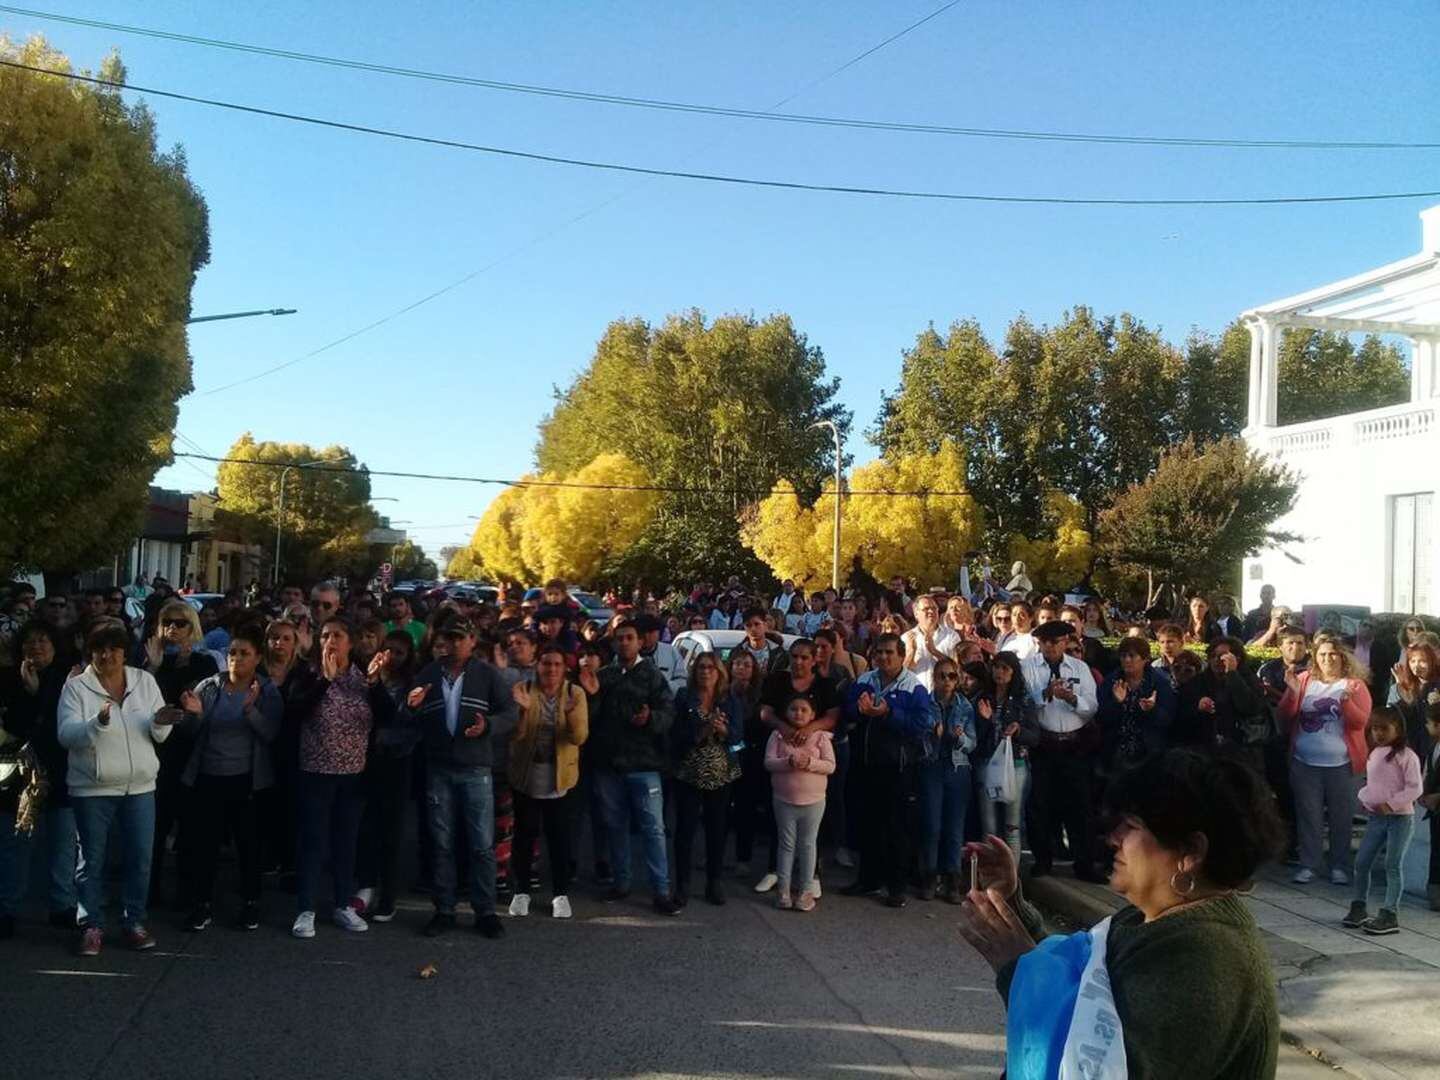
0, 37, 210, 572
1096, 437, 1299, 594
742, 443, 984, 589
1008, 491, 1093, 592
215, 434, 376, 582
465, 454, 660, 586
1276, 329, 1409, 426
536, 311, 850, 581
388, 539, 438, 582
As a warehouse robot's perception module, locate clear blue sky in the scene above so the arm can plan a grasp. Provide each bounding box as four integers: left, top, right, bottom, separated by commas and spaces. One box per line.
8, 1, 1438, 562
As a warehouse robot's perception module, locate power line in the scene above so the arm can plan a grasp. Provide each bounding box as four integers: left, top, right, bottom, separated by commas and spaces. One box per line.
4, 4, 1434, 150
7, 62, 1436, 211
173, 452, 972, 498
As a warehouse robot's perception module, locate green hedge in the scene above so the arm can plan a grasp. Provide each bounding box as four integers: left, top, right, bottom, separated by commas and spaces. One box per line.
1100, 638, 1281, 666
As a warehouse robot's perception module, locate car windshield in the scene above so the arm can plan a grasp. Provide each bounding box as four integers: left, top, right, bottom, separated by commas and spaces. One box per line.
571, 591, 603, 608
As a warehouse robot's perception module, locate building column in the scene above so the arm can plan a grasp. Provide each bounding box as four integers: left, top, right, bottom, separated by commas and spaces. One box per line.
1245, 318, 1264, 430
1413, 336, 1438, 401
1258, 318, 1280, 428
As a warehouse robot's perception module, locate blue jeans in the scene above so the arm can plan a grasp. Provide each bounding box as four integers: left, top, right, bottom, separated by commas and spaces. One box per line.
594, 768, 669, 896
0, 805, 79, 918
1352, 812, 1416, 913
73, 793, 155, 931
917, 758, 972, 874
978, 758, 1031, 861
425, 765, 496, 916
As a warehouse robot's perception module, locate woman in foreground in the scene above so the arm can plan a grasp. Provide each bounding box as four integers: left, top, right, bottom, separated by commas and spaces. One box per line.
957, 749, 1284, 1079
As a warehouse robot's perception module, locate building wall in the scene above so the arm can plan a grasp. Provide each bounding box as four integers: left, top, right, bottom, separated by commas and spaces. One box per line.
1242, 402, 1439, 616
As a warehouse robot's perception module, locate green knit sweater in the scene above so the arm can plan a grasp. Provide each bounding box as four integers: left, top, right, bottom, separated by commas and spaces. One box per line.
998, 893, 1278, 1080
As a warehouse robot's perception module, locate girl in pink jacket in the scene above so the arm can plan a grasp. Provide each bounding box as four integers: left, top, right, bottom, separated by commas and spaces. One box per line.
1341, 709, 1422, 935
765, 697, 835, 912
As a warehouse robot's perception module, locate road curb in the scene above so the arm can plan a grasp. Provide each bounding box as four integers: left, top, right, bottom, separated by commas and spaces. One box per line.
1023, 872, 1389, 1080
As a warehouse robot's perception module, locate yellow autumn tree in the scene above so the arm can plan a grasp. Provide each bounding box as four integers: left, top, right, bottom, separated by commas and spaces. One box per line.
471, 484, 535, 583
1008, 490, 1094, 591
742, 442, 984, 588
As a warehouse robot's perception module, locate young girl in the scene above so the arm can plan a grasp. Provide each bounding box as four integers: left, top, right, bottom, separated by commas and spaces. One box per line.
764, 696, 835, 912
1342, 708, 1423, 935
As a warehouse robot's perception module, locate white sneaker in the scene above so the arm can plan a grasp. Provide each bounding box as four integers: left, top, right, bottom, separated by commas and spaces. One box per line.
291, 911, 316, 938
551, 895, 572, 919
1292, 868, 1315, 884
508, 893, 531, 917
333, 906, 369, 932
835, 847, 856, 869
1329, 868, 1350, 885
809, 878, 822, 899
754, 872, 779, 893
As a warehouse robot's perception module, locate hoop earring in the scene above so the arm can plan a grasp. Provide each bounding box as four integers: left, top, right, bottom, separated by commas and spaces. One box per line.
1170, 868, 1197, 897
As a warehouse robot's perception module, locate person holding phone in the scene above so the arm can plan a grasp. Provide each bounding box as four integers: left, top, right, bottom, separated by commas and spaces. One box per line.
57, 618, 174, 956
175, 624, 283, 932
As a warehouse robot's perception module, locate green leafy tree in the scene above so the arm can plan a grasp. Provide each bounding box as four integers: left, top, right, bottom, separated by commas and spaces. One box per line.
0, 37, 210, 573
537, 311, 850, 581
1177, 323, 1250, 439
215, 434, 376, 582
1096, 436, 1300, 596
388, 539, 438, 582
1276, 329, 1408, 426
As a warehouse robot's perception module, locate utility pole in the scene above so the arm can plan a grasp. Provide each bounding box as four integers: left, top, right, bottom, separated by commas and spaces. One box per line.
273, 460, 323, 586
809, 420, 843, 591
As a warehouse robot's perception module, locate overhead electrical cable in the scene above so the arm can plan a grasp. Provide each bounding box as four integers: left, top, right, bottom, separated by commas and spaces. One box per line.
4, 63, 1434, 210
2, 4, 1433, 150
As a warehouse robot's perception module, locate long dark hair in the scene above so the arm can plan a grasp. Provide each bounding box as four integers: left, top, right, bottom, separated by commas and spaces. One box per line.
1370, 706, 1409, 762
990, 651, 1028, 704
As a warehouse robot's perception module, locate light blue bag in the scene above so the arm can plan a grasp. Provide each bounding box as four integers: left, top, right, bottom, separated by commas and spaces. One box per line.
1006, 918, 1127, 1080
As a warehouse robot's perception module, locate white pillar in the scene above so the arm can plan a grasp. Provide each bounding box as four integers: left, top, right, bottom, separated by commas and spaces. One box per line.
1245, 319, 1264, 430
1258, 318, 1280, 428
1414, 336, 1439, 401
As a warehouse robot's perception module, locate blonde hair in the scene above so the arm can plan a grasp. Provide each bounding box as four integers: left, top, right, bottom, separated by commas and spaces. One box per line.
158, 599, 202, 642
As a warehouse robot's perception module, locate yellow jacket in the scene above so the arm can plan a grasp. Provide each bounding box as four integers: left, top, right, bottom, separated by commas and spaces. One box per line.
507, 679, 589, 795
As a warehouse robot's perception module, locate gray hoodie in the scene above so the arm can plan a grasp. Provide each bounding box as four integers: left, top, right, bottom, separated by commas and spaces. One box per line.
57, 665, 171, 797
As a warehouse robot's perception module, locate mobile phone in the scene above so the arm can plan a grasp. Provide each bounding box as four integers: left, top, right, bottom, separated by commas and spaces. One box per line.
969, 852, 979, 893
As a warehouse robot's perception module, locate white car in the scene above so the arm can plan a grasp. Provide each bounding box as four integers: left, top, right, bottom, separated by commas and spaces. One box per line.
670, 629, 801, 673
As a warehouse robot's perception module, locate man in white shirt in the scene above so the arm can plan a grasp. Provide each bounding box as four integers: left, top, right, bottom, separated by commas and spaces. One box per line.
1021, 621, 1102, 882
771, 579, 797, 615
901, 594, 959, 692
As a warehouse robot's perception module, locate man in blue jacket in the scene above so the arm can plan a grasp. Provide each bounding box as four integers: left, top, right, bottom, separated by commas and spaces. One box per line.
405, 615, 516, 938
839, 632, 933, 908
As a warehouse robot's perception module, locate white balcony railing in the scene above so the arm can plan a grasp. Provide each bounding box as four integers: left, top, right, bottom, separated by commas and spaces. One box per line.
1260, 400, 1438, 457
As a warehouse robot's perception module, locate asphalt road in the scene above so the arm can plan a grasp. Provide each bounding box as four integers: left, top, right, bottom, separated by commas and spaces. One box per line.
0, 854, 1342, 1080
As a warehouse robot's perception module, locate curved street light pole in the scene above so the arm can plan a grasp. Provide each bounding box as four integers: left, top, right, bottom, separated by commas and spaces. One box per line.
273, 460, 324, 586
809, 420, 843, 591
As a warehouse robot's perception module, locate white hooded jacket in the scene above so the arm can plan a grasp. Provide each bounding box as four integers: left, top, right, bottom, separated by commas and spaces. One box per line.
57, 665, 171, 797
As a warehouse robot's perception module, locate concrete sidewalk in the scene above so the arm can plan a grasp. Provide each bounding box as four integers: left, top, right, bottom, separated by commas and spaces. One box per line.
1029, 864, 1440, 1080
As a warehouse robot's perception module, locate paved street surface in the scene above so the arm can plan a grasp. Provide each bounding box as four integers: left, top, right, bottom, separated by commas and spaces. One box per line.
1033, 861, 1440, 1080
1, 859, 1012, 1080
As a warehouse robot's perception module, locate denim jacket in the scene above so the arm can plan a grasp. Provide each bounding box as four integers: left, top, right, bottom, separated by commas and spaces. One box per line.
922, 692, 977, 765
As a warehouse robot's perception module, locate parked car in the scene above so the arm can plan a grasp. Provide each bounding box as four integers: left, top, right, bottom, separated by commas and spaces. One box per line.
521, 587, 614, 625
670, 629, 799, 673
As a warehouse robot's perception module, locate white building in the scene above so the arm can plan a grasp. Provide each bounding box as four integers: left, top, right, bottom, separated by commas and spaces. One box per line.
1241, 206, 1440, 617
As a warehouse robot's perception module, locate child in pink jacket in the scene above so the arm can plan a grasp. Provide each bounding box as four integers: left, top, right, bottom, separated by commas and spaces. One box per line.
765, 697, 835, 912
1341, 708, 1422, 935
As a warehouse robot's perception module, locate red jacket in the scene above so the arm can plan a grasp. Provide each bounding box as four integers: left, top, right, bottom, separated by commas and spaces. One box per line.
1276, 672, 1371, 775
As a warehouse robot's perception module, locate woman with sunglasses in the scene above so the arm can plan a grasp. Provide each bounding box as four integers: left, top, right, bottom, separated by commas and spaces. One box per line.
140, 599, 219, 911
917, 658, 984, 902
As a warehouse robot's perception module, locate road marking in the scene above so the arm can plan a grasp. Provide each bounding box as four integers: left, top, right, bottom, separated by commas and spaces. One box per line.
34, 969, 135, 978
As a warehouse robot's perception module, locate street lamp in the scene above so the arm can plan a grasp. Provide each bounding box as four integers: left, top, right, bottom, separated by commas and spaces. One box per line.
188, 308, 297, 325
809, 420, 843, 591
273, 459, 325, 586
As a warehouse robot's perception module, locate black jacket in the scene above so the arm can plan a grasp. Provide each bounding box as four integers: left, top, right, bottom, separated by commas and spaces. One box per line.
407, 658, 516, 770
1, 662, 71, 807
587, 657, 674, 774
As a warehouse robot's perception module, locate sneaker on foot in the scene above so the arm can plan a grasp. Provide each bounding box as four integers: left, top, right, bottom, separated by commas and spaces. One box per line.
236, 902, 261, 931
1329, 868, 1350, 886
1361, 909, 1399, 935
291, 911, 316, 938
333, 906, 369, 933
796, 892, 817, 913
777, 891, 794, 910
551, 895, 573, 919
183, 904, 213, 932
422, 912, 455, 937
835, 846, 855, 869
508, 893, 531, 918
368, 900, 397, 923
754, 872, 779, 893
76, 926, 103, 957
652, 896, 681, 917
1341, 901, 1368, 929
809, 878, 822, 899
1291, 868, 1315, 884
475, 913, 506, 938
124, 925, 157, 951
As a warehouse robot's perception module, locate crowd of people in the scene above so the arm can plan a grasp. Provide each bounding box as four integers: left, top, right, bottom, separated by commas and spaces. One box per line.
0, 564, 1432, 961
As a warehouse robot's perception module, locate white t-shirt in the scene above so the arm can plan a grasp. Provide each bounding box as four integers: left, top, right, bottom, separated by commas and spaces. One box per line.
1000, 632, 1037, 661
1294, 678, 1351, 768
902, 624, 960, 692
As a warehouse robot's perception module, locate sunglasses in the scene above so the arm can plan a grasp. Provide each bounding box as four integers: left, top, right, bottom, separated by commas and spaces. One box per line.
936, 672, 960, 681
162, 618, 190, 629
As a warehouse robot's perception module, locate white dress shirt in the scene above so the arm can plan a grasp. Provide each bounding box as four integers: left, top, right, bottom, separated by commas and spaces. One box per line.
1021, 652, 1098, 733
